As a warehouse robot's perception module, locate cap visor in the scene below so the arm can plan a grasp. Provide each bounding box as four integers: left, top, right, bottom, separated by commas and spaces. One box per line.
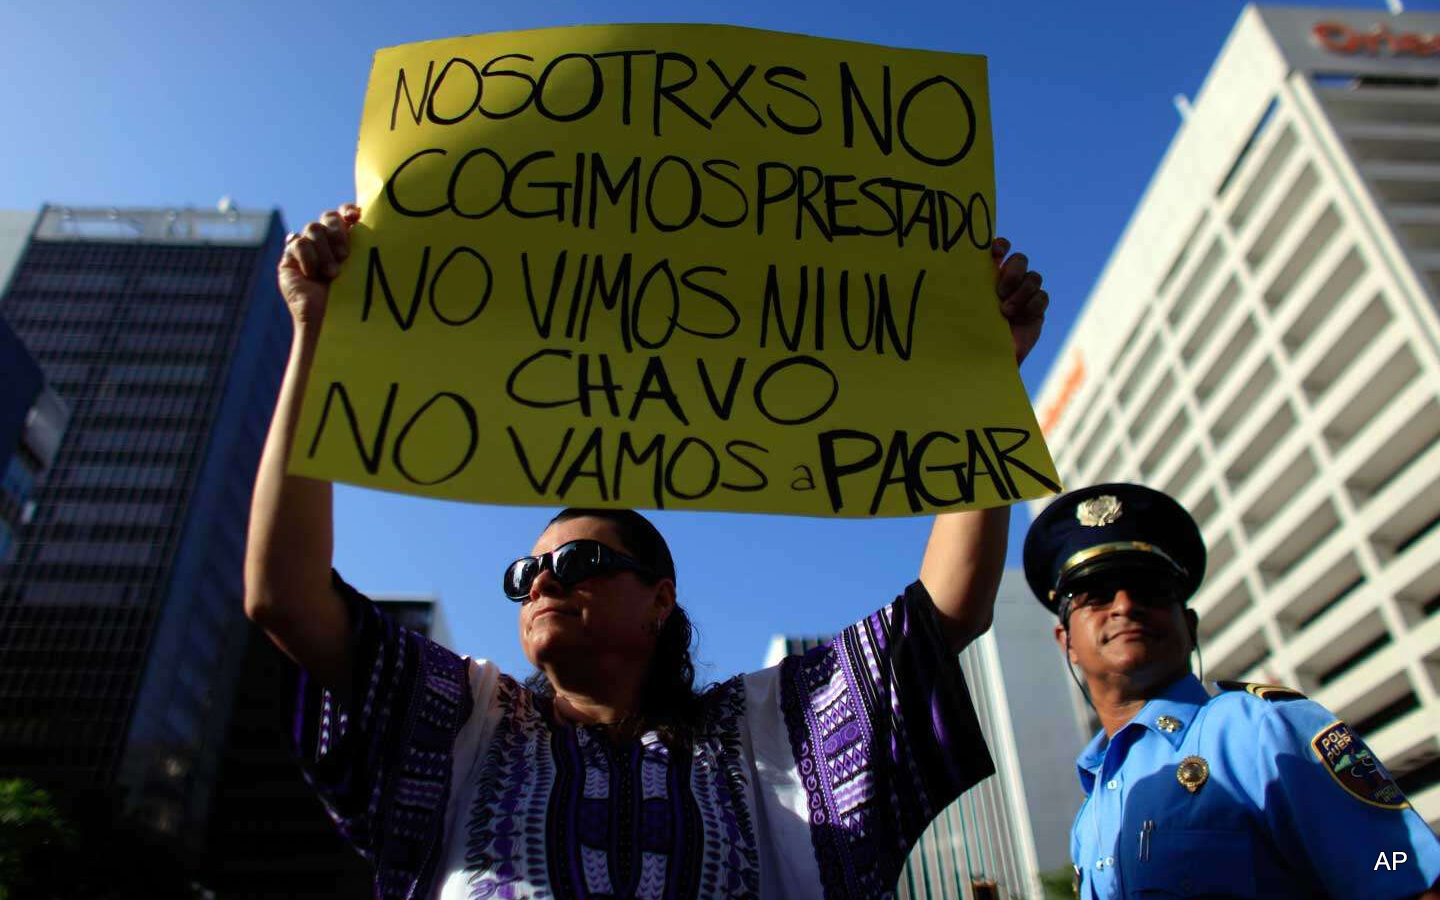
1057, 551, 1185, 594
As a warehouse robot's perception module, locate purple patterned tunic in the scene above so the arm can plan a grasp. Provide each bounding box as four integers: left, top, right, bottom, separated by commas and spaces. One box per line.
295, 574, 993, 900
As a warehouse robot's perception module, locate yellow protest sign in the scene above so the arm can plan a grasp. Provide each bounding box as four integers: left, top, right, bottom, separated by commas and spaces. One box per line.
290, 24, 1060, 516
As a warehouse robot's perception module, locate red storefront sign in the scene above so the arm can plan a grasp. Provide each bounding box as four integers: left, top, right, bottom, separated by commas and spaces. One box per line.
1312, 21, 1440, 57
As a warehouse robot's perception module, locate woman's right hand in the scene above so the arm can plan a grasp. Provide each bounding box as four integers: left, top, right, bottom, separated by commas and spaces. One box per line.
278, 204, 361, 327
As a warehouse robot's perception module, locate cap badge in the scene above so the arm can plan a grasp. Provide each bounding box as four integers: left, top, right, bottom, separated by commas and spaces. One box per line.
1176, 756, 1209, 793
1156, 715, 1182, 733
1077, 495, 1122, 527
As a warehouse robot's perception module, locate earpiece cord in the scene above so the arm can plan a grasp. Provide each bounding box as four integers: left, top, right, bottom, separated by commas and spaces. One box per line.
1064, 630, 1095, 711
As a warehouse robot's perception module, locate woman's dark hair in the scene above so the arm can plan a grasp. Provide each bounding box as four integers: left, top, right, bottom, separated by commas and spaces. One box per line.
522, 508, 706, 744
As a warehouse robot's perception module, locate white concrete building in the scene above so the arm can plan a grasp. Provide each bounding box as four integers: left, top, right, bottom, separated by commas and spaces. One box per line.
1031, 5, 1440, 830
0, 210, 38, 292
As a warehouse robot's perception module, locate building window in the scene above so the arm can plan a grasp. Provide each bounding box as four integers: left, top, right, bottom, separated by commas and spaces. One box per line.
135, 272, 237, 295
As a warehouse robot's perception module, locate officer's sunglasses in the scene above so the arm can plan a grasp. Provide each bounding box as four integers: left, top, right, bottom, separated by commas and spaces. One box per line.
503, 539, 655, 601
1060, 574, 1183, 622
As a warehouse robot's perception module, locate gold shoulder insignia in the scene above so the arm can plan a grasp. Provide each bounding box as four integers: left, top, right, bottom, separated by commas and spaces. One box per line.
1215, 680, 1305, 701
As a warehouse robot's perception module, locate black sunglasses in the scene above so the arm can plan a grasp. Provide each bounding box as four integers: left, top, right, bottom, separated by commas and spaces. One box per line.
503, 539, 655, 601
1059, 574, 1183, 624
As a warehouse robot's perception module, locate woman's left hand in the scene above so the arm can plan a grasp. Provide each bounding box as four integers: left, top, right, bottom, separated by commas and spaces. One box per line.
992, 237, 1048, 365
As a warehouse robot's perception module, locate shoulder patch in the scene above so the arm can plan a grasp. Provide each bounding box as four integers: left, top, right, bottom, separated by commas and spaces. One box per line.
1310, 721, 1408, 810
1215, 680, 1305, 701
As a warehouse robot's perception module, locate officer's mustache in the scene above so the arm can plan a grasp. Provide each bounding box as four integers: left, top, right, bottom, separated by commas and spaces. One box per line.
1101, 622, 1161, 643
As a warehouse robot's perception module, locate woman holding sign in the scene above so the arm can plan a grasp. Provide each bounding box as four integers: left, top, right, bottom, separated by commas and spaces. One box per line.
246, 204, 1048, 899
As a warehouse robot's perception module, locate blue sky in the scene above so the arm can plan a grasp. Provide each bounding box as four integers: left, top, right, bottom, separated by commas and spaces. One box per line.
2, 0, 1428, 682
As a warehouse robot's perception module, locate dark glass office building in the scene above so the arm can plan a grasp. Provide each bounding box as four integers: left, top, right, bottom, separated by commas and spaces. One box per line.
207, 594, 451, 898
0, 205, 290, 858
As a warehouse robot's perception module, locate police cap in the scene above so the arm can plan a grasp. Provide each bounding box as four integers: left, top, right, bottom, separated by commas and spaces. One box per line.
1023, 482, 1206, 617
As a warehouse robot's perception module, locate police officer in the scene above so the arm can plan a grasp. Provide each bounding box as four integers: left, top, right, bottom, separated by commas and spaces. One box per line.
1024, 482, 1440, 899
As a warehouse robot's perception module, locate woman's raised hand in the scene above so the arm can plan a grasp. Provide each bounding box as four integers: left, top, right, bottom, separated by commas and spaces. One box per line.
277, 204, 361, 327
991, 237, 1048, 365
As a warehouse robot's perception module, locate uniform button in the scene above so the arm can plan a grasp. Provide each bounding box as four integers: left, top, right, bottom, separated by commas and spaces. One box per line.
1106, 779, 1119, 790
1104, 857, 1115, 868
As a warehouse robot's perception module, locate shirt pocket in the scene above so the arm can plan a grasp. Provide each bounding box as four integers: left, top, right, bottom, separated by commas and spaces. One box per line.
1127, 829, 1256, 898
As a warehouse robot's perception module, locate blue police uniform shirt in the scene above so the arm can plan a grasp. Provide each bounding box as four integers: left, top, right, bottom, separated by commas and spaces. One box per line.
1071, 674, 1440, 899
